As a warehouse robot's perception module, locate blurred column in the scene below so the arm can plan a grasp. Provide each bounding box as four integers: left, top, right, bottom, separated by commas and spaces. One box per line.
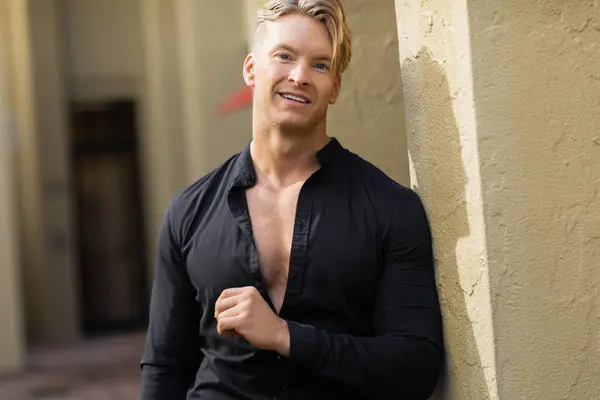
138, 0, 187, 284
243, 0, 263, 47
4, 0, 49, 346
174, 0, 251, 181
28, 0, 80, 343
0, 0, 25, 373
172, 0, 204, 184
4, 0, 79, 345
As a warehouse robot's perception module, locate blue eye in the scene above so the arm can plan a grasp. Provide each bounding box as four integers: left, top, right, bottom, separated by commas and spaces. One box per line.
315, 63, 329, 71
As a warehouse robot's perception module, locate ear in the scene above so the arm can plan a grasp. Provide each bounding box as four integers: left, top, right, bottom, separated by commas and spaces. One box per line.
329, 75, 342, 105
243, 53, 256, 87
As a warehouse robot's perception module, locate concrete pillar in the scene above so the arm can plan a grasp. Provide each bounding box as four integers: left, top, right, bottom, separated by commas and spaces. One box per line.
5, 0, 79, 344
396, 0, 599, 398
396, 1, 498, 397
5, 0, 50, 345
175, 1, 251, 180
173, 0, 205, 184
138, 0, 187, 283
0, 0, 25, 373
29, 0, 80, 343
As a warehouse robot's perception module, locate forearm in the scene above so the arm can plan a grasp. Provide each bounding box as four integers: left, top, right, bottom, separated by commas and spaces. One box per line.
141, 364, 197, 399
285, 322, 443, 399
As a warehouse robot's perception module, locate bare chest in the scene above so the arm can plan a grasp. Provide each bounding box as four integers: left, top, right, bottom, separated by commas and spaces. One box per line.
246, 182, 302, 312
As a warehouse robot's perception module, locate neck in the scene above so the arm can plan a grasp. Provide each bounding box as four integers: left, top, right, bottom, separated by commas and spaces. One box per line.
250, 119, 330, 188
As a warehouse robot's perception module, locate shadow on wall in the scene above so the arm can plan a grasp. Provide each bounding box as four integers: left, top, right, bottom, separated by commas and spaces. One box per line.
401, 49, 491, 400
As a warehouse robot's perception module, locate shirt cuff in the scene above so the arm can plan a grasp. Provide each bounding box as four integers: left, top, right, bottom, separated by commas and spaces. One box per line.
286, 320, 321, 367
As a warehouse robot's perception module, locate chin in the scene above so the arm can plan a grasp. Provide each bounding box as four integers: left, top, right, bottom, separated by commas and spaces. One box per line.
270, 111, 308, 127
275, 118, 316, 132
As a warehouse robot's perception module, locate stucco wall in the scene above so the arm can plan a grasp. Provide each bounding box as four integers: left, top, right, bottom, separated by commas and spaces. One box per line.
397, 0, 600, 398
327, 0, 409, 185
468, 1, 600, 399
396, 0, 498, 398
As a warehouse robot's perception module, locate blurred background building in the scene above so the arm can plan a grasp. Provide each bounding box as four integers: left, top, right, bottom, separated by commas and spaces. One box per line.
0, 0, 598, 399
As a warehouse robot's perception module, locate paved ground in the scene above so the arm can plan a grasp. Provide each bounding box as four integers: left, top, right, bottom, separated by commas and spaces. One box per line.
0, 332, 144, 399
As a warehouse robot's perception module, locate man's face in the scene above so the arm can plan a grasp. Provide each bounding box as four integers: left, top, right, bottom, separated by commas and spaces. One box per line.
244, 14, 341, 131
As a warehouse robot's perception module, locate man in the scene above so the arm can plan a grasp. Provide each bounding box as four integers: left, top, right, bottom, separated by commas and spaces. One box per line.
140, 0, 444, 399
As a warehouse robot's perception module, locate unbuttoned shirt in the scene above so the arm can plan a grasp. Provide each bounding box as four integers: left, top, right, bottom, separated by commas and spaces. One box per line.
140, 138, 444, 400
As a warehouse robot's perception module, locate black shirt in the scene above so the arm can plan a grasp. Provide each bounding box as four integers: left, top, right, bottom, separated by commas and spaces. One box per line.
140, 138, 444, 400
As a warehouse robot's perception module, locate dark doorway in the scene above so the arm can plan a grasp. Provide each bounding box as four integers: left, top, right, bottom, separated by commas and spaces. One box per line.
70, 99, 148, 335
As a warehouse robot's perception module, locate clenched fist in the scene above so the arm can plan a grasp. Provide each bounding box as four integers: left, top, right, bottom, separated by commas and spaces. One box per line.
214, 286, 290, 356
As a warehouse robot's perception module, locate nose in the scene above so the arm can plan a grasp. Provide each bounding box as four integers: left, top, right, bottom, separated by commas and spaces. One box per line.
288, 63, 310, 86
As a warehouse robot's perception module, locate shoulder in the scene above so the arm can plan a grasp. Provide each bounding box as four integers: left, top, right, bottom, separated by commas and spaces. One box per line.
342, 151, 431, 249
165, 150, 242, 240
343, 150, 425, 217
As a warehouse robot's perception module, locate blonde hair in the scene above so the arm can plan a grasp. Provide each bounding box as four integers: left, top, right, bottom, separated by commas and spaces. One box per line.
255, 0, 352, 76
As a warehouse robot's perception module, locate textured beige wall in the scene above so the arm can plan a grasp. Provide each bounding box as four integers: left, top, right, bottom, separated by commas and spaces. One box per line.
328, 0, 408, 185
395, 0, 498, 398
468, 2, 600, 399
397, 0, 600, 399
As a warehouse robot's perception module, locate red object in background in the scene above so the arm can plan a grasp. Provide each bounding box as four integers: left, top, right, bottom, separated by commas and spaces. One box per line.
217, 86, 253, 116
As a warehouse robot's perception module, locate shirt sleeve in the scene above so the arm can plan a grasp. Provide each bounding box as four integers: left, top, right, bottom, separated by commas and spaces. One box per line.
140, 201, 203, 399
286, 189, 444, 399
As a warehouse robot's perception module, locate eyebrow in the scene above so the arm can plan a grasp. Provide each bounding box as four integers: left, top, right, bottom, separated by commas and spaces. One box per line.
271, 43, 332, 62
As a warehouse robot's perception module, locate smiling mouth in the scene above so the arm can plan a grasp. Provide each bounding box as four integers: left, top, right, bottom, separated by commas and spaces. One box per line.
279, 93, 311, 104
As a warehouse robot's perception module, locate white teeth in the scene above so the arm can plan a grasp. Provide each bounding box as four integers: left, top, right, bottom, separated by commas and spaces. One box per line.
281, 93, 308, 103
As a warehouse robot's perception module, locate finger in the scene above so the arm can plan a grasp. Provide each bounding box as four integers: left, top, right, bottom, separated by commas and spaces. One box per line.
217, 315, 242, 335
214, 295, 240, 318
216, 303, 243, 320
218, 287, 248, 301
218, 330, 242, 339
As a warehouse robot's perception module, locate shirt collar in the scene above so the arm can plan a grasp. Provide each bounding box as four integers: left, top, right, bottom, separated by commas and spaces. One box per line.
229, 137, 345, 188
